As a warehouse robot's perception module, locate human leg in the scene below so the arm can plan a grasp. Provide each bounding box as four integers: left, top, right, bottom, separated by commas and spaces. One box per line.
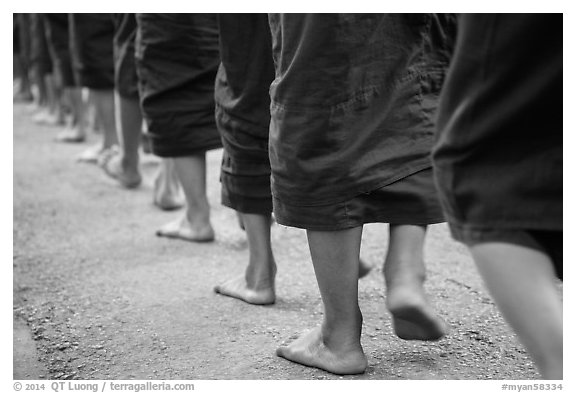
56, 86, 87, 143
14, 14, 33, 102
215, 213, 276, 305
277, 227, 367, 375
31, 74, 52, 123
14, 54, 33, 102
101, 93, 142, 188
44, 13, 82, 137
156, 154, 214, 242
153, 158, 184, 210
33, 73, 65, 126
470, 242, 562, 379
90, 88, 118, 150
115, 93, 142, 173
384, 224, 447, 340
68, 13, 115, 149
44, 73, 65, 125
32, 71, 48, 108
76, 88, 118, 163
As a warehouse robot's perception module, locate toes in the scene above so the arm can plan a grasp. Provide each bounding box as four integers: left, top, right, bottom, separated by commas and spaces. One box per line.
276, 344, 297, 360
156, 228, 171, 237
214, 284, 244, 302
276, 346, 288, 357
156, 221, 179, 238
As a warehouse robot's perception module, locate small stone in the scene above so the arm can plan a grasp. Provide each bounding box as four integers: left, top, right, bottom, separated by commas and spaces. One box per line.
58, 342, 71, 350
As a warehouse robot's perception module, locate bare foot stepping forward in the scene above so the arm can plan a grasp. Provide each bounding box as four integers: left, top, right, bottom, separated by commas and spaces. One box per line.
386, 286, 448, 341
276, 326, 367, 375
156, 215, 215, 243
214, 275, 275, 305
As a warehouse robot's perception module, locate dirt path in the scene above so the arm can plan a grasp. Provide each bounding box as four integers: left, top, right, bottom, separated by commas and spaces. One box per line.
13, 103, 542, 380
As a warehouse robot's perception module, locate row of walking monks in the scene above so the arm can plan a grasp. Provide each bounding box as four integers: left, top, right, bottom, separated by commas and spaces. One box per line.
13, 14, 562, 379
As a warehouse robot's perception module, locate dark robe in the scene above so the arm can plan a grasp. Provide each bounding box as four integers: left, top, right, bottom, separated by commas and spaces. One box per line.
135, 14, 222, 158
216, 13, 275, 214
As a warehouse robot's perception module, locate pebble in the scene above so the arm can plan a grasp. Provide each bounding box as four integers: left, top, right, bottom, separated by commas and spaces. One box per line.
58, 342, 71, 350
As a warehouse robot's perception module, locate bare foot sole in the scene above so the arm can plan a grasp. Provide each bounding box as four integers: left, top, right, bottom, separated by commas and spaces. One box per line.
156, 216, 215, 243
276, 327, 367, 375
100, 152, 142, 189
214, 275, 275, 305
387, 291, 448, 341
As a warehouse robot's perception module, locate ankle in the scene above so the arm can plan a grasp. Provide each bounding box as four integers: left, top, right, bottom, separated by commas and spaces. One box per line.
185, 208, 212, 230
245, 259, 276, 288
120, 155, 140, 173
384, 262, 426, 289
321, 309, 363, 348
186, 202, 210, 218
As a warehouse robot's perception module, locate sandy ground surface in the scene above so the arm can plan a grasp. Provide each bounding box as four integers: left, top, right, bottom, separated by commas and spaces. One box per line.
13, 102, 547, 380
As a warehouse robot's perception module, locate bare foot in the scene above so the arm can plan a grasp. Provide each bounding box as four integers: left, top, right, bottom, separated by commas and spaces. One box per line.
386, 285, 448, 341
214, 275, 275, 305
13, 90, 34, 103
358, 258, 372, 279
100, 152, 142, 189
56, 127, 86, 144
77, 144, 106, 164
33, 109, 65, 127
276, 326, 367, 375
156, 215, 214, 243
153, 160, 185, 211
